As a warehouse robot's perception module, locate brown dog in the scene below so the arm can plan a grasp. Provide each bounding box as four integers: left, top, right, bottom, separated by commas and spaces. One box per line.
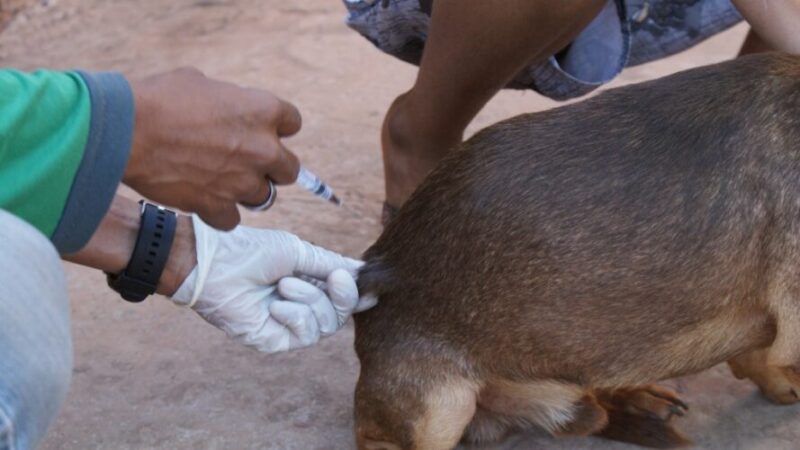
354, 53, 800, 449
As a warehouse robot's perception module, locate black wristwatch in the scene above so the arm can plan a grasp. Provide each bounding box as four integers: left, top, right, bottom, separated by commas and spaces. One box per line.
107, 201, 177, 302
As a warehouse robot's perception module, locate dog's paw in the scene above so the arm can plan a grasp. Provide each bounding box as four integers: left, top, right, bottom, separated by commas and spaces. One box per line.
597, 385, 688, 422
757, 366, 800, 405
598, 385, 689, 422
594, 385, 691, 449
729, 350, 800, 405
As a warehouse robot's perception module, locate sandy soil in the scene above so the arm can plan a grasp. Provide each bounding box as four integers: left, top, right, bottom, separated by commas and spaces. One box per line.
0, 1, 797, 449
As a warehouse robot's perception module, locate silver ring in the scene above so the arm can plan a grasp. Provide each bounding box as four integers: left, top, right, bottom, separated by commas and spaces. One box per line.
242, 179, 276, 211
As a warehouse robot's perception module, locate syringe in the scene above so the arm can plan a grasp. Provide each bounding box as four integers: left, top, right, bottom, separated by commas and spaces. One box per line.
296, 166, 341, 206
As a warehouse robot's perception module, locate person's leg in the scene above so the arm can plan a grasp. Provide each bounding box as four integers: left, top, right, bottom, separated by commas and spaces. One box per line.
382, 0, 606, 211
0, 210, 72, 450
739, 28, 773, 56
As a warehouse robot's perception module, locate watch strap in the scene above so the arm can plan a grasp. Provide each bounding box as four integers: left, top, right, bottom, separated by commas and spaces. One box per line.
107, 202, 177, 302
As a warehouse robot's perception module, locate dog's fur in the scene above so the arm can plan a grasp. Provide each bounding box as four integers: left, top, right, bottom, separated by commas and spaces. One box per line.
354, 53, 800, 449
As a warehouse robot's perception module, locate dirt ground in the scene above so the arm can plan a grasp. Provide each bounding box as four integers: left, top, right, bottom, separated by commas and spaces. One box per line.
0, 0, 37, 27
1, 1, 798, 449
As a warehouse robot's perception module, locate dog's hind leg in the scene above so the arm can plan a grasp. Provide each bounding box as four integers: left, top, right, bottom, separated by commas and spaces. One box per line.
460, 405, 517, 445
465, 379, 609, 445
354, 360, 478, 450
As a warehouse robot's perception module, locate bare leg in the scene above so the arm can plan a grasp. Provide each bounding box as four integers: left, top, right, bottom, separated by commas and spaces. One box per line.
739, 28, 773, 56
382, 0, 606, 210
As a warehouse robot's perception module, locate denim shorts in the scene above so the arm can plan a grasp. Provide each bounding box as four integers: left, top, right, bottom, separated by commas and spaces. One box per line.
343, 0, 743, 100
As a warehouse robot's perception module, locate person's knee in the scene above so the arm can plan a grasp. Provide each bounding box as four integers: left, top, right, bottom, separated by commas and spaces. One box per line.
383, 91, 464, 154
0, 338, 73, 449
0, 209, 72, 449
0, 209, 61, 272
0, 350, 72, 450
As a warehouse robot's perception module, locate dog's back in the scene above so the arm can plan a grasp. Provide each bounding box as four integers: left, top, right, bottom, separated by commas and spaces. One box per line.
355, 53, 800, 450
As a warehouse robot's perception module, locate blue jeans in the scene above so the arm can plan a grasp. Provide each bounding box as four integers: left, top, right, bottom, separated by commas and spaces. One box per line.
344, 0, 743, 100
0, 210, 72, 450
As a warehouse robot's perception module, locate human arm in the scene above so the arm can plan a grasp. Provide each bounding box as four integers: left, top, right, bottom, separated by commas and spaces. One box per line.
0, 67, 304, 255
0, 70, 132, 253
1, 67, 373, 351
65, 194, 375, 353
61, 195, 196, 296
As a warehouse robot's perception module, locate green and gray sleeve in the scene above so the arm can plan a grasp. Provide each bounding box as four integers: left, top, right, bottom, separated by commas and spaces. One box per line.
0, 69, 134, 253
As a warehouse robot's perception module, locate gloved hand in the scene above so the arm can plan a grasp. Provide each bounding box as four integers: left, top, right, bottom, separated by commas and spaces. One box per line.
171, 215, 377, 353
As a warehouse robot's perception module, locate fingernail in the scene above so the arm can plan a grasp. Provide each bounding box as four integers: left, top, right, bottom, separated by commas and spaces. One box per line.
318, 314, 333, 333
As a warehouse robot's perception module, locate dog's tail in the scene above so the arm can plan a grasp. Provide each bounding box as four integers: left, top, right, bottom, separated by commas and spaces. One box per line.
356, 254, 394, 295
355, 235, 403, 308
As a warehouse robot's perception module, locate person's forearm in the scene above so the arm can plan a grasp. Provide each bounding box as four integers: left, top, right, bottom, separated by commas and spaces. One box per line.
734, 0, 800, 54
62, 195, 197, 296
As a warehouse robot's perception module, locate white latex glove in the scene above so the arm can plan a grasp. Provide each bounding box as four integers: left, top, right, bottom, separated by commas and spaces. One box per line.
171, 215, 377, 353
